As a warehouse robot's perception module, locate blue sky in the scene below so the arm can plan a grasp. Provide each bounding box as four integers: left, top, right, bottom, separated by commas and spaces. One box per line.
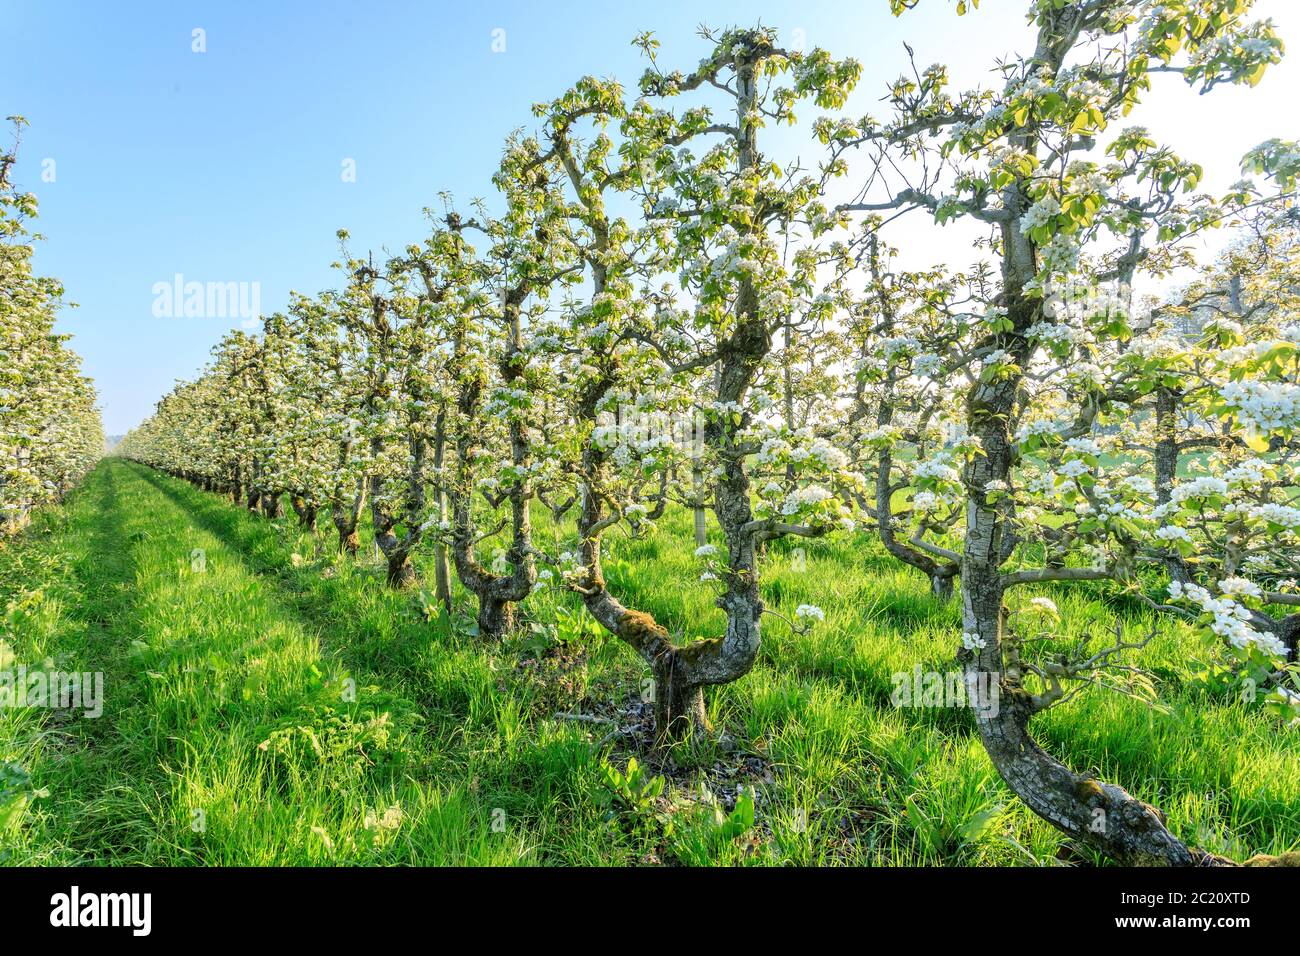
6, 0, 1298, 434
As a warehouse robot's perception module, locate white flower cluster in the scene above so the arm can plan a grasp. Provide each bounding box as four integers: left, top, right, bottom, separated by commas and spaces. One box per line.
1246, 502, 1300, 529
982, 348, 1012, 369
1219, 576, 1263, 599
781, 484, 833, 516
1039, 232, 1081, 275
1121, 475, 1155, 496
1223, 459, 1269, 488
795, 604, 825, 622
1020, 195, 1061, 231
755, 436, 791, 465
881, 336, 921, 361
1064, 436, 1102, 456
1059, 72, 1108, 109
1014, 419, 1065, 443
1027, 321, 1089, 348
794, 437, 850, 471
1217, 341, 1281, 366
1027, 596, 1059, 615
1026, 470, 1059, 495
861, 425, 902, 444
1167, 580, 1289, 659
1129, 333, 1184, 361
754, 429, 849, 473
911, 490, 940, 513
1069, 168, 1110, 198
1169, 476, 1228, 505
913, 453, 960, 483
1220, 380, 1300, 434
1059, 458, 1092, 479
1065, 362, 1107, 389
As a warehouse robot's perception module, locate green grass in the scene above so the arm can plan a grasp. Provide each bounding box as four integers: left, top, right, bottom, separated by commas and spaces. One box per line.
1, 458, 1297, 866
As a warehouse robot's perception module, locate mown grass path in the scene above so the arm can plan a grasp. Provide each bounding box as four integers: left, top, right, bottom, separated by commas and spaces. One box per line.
2, 460, 527, 864
0, 459, 160, 862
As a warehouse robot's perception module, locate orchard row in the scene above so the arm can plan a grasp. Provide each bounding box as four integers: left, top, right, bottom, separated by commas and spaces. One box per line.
1, 117, 104, 537
119, 5, 1300, 866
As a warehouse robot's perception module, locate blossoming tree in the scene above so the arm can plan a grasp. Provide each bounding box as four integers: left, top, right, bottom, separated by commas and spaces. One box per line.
836, 0, 1288, 864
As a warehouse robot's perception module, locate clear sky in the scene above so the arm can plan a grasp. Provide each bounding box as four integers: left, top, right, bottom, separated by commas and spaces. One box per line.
6, 0, 1298, 434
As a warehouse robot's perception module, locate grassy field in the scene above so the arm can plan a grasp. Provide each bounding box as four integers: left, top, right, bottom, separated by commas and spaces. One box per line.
1, 458, 1297, 866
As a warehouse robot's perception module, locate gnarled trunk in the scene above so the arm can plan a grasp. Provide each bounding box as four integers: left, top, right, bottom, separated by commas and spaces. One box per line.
863, 235, 960, 601
338, 529, 360, 557
960, 221, 1213, 865
478, 595, 513, 639
962, 486, 1211, 865
447, 287, 535, 637
386, 552, 416, 588
290, 494, 318, 532
373, 508, 419, 590
970, 658, 1207, 865
653, 652, 710, 744
330, 477, 366, 558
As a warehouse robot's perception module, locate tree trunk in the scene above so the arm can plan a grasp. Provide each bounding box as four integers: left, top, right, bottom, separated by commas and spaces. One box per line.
387, 551, 417, 588
433, 543, 453, 610
1278, 613, 1300, 661
373, 503, 420, 590
290, 495, 318, 532
478, 595, 513, 639
331, 482, 366, 559
1154, 387, 1191, 584
962, 492, 1211, 865
930, 573, 955, 602
653, 652, 710, 744
692, 466, 708, 548
432, 411, 453, 611
970, 668, 1210, 864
